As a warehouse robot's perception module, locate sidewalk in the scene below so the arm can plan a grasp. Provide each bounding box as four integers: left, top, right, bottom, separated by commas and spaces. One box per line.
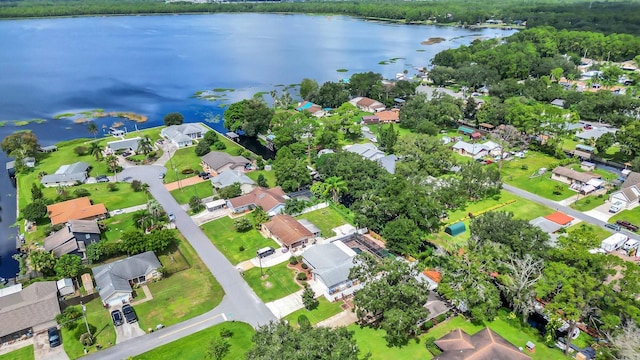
131, 285, 154, 305
109, 204, 147, 216
557, 194, 580, 207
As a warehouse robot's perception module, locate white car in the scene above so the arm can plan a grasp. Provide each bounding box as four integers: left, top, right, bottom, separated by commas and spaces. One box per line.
112, 209, 124, 215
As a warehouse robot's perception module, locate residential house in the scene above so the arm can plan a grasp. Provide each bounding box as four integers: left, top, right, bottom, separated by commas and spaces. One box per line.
40, 161, 91, 187
106, 137, 141, 154
262, 214, 314, 249
419, 269, 442, 291
361, 115, 380, 125
423, 292, 451, 322
161, 123, 208, 147
551, 166, 602, 191
47, 197, 108, 226
433, 328, 531, 360
200, 151, 250, 175
302, 241, 362, 301
226, 187, 288, 216
211, 170, 256, 194
451, 140, 488, 158
376, 109, 400, 123
344, 143, 397, 174
575, 126, 617, 141
550, 99, 565, 108
296, 101, 326, 117
482, 141, 502, 156
609, 171, 640, 210
0, 282, 61, 343
92, 251, 162, 306
349, 97, 386, 112
478, 123, 495, 132
297, 219, 322, 237
545, 211, 575, 227
44, 219, 101, 259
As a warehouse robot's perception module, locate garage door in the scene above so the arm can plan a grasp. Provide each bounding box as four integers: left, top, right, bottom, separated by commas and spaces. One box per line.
107, 294, 130, 307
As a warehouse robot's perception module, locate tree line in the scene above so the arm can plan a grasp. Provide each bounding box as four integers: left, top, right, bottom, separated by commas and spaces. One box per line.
1, 0, 640, 35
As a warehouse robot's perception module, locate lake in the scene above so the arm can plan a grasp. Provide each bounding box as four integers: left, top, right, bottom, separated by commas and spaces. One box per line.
0, 13, 516, 278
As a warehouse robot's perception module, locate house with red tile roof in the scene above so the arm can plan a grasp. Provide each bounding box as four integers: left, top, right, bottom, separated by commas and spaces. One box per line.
262, 214, 314, 249
47, 197, 107, 226
226, 187, 288, 216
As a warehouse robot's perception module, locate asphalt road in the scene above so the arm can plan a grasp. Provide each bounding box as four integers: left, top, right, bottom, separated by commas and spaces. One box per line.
502, 183, 640, 240
83, 165, 276, 359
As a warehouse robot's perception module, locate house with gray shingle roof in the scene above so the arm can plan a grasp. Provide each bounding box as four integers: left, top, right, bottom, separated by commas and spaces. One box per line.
161, 123, 209, 147
0, 281, 61, 342
106, 137, 141, 154
211, 170, 255, 194
92, 251, 162, 306
344, 143, 398, 174
44, 219, 101, 259
302, 241, 363, 302
40, 161, 91, 187
609, 171, 640, 210
201, 152, 250, 175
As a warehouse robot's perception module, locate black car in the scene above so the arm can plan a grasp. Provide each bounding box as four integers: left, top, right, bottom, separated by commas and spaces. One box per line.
48, 327, 61, 348
605, 223, 621, 232
96, 175, 109, 183
122, 304, 138, 323
111, 309, 124, 326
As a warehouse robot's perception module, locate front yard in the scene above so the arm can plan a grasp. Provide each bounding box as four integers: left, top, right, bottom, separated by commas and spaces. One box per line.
0, 345, 34, 360
570, 193, 607, 212
201, 216, 279, 264
296, 206, 352, 238
41, 182, 148, 211
608, 207, 640, 226
283, 297, 345, 326
62, 298, 117, 359
243, 262, 302, 303
134, 322, 255, 360
169, 181, 214, 205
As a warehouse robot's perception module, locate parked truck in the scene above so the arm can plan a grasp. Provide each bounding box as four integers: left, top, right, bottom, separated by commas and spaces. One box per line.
601, 233, 629, 252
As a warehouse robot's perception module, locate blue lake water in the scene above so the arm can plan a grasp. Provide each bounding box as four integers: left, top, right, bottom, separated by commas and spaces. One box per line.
0, 13, 516, 278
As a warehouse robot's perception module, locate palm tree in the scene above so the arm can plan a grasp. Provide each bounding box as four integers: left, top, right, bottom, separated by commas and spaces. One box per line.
89, 142, 103, 161
138, 136, 153, 155
88, 123, 98, 139
323, 176, 347, 204
132, 210, 153, 231
105, 154, 119, 175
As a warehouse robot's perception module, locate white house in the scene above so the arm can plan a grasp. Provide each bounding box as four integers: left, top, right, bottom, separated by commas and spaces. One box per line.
349, 97, 386, 112
452, 141, 487, 158
106, 137, 141, 154
40, 162, 91, 187
161, 123, 209, 147
211, 170, 256, 194
609, 172, 640, 210
302, 241, 363, 302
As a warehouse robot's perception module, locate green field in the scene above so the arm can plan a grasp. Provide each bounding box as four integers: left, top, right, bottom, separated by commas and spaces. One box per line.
349, 324, 430, 360
570, 193, 607, 211
500, 153, 575, 201
134, 235, 224, 332
62, 298, 116, 359
200, 216, 278, 264
243, 262, 302, 304
283, 297, 345, 326
296, 206, 352, 237
170, 181, 214, 205
134, 322, 255, 360
0, 345, 34, 360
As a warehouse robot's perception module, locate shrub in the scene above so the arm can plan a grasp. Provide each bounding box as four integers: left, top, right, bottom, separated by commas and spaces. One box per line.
297, 315, 311, 330
435, 312, 449, 323
241, 150, 253, 160
181, 168, 195, 175
107, 183, 118, 192
213, 141, 227, 150
296, 272, 307, 281
219, 327, 233, 338
148, 151, 157, 158
229, 147, 242, 156
233, 218, 252, 232
422, 320, 435, 331
425, 337, 442, 356
131, 180, 143, 192
195, 141, 211, 156
238, 245, 245, 252
301, 263, 308, 270
79, 333, 94, 346
521, 164, 528, 170
73, 188, 91, 197
289, 256, 298, 265
74, 146, 88, 156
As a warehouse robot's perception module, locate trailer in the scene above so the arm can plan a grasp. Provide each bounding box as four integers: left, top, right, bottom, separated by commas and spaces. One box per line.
601, 233, 629, 252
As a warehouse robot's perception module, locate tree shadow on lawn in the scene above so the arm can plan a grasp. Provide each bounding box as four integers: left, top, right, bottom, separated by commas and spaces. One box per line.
93, 323, 111, 339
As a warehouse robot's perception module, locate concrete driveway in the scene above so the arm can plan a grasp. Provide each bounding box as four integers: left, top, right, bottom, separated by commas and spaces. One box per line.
33, 328, 69, 360
112, 306, 146, 344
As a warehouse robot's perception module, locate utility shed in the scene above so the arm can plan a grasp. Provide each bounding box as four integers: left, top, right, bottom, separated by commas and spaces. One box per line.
445, 222, 466, 236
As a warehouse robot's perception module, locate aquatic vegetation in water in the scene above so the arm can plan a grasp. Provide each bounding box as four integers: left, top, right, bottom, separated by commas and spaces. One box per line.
213, 88, 235, 92
53, 113, 75, 119
14, 119, 46, 126
336, 68, 349, 72
421, 37, 445, 45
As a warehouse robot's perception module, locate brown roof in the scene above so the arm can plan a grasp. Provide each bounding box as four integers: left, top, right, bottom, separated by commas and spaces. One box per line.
0, 281, 61, 338
551, 166, 601, 184
47, 197, 107, 226
434, 328, 531, 360
263, 214, 313, 247
544, 211, 574, 226
377, 109, 400, 122
356, 97, 377, 107
479, 123, 494, 129
228, 187, 287, 213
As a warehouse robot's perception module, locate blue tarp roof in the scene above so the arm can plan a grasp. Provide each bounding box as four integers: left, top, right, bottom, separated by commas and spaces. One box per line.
576, 144, 595, 152
296, 102, 313, 111
458, 126, 475, 134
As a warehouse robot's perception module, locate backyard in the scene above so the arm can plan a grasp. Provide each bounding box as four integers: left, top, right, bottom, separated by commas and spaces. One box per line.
61, 297, 117, 359
200, 216, 279, 264
40, 182, 149, 211
296, 206, 352, 238
246, 169, 276, 188
243, 262, 302, 303
102, 212, 139, 242
0, 345, 34, 360
169, 181, 214, 205
349, 324, 429, 360
134, 322, 255, 360
283, 297, 345, 326
566, 222, 612, 241
134, 235, 224, 332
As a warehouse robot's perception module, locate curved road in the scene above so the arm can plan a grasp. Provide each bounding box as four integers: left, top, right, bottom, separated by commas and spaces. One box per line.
84, 165, 276, 360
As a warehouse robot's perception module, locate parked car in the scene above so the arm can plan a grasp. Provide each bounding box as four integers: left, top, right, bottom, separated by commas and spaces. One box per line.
96, 175, 109, 183
48, 327, 61, 348
604, 223, 621, 232
158, 172, 166, 179
122, 304, 138, 323
111, 310, 124, 326
616, 220, 639, 232
168, 213, 176, 222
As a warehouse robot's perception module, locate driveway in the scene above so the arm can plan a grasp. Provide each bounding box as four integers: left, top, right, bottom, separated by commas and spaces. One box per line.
112, 305, 146, 344
33, 328, 69, 360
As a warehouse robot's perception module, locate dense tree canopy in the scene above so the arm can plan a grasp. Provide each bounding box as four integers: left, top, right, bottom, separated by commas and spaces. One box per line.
224, 98, 274, 137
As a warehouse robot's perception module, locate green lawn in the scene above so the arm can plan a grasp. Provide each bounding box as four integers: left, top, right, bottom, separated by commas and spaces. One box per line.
243, 262, 302, 303
296, 206, 352, 238
134, 322, 255, 360
170, 181, 214, 205
374, 123, 414, 138
246, 170, 276, 188
62, 298, 117, 359
134, 235, 224, 332
283, 297, 345, 325
426, 314, 567, 360
201, 216, 278, 264
166, 147, 203, 180
567, 222, 611, 241
431, 191, 554, 251
102, 212, 139, 242
349, 324, 431, 360
41, 182, 148, 211
0, 345, 34, 360
608, 207, 640, 226
570, 194, 607, 211
500, 152, 575, 201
